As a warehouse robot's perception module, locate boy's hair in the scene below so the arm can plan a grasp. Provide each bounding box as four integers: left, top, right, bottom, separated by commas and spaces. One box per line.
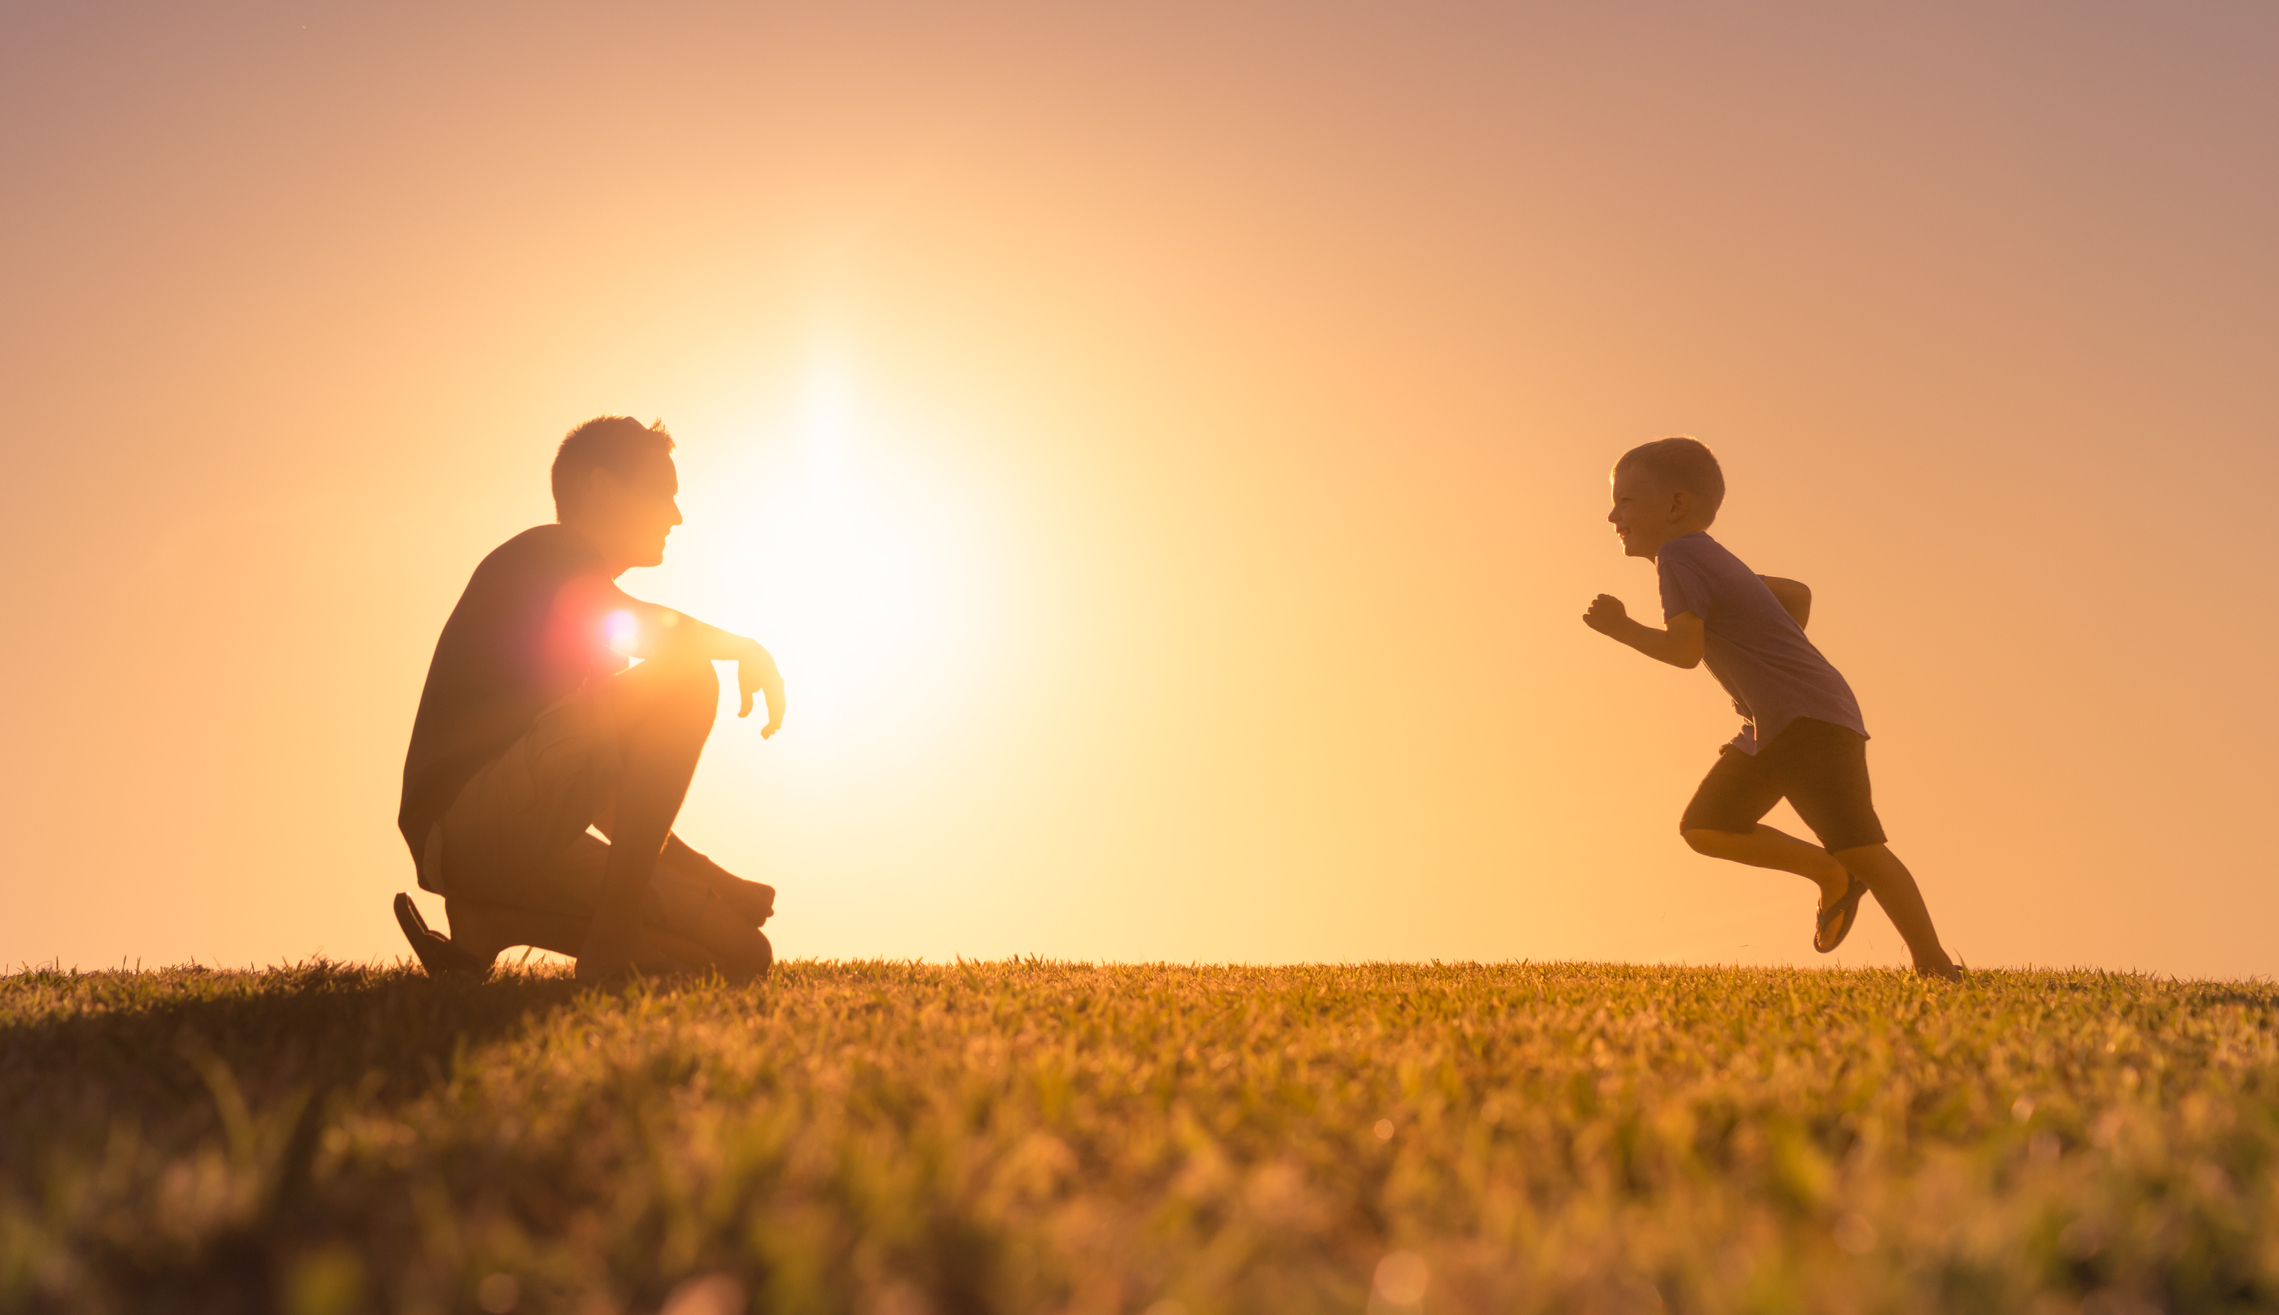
1615, 436, 1725, 516
552, 416, 675, 514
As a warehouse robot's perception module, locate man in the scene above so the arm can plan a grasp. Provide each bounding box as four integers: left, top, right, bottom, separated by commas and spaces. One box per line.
393, 416, 784, 982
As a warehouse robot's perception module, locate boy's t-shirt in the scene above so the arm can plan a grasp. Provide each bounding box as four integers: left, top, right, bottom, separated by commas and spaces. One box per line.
1656, 531, 1866, 755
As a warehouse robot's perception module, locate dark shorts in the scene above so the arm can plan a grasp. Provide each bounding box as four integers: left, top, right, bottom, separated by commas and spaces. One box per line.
1679, 717, 1887, 853
419, 690, 733, 944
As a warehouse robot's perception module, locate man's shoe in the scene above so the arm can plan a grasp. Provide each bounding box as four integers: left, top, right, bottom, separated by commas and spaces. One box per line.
393, 893, 494, 982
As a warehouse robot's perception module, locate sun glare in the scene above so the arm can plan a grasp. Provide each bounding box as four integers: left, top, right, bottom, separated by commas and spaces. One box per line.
761, 363, 923, 725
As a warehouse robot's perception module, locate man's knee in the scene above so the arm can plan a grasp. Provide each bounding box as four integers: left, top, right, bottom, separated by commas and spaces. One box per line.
634, 653, 722, 726
1681, 827, 1738, 856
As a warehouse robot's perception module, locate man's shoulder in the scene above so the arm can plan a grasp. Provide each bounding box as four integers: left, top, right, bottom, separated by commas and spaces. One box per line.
471, 524, 601, 581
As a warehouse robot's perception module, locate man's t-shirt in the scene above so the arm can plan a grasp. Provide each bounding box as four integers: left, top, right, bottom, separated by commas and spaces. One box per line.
1656, 531, 1866, 755
398, 524, 626, 861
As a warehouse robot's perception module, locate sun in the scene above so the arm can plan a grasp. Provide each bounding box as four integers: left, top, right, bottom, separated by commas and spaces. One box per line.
664, 355, 983, 744
756, 363, 921, 724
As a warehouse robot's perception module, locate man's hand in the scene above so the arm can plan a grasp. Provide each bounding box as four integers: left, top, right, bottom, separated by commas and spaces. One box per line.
720, 876, 776, 927
1583, 594, 1630, 636
738, 641, 786, 736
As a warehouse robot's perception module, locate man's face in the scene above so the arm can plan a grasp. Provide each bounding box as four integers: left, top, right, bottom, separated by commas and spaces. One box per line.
583, 452, 683, 571
1607, 466, 1685, 559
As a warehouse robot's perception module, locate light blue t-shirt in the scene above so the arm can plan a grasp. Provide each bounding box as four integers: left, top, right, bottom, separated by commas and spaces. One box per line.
1657, 532, 1867, 755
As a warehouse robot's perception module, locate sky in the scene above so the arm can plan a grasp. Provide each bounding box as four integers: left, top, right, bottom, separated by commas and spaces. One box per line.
3, 0, 2274, 976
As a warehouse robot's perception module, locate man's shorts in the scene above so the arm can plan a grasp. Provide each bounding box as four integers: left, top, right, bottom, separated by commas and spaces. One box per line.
1678, 716, 1888, 853
419, 691, 728, 942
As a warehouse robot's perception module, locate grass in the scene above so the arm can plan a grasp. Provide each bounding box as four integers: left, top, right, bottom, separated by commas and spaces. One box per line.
5, 961, 2278, 1315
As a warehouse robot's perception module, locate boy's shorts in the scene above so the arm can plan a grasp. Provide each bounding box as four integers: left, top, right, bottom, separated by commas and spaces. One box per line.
418, 690, 731, 944
1679, 716, 1887, 853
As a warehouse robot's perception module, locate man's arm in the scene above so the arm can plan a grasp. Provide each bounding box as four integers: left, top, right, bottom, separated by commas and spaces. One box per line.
1582, 595, 1705, 668
1759, 576, 1811, 630
588, 584, 786, 735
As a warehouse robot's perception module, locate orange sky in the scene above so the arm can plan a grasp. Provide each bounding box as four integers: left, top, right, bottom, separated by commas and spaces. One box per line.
4, 1, 2275, 975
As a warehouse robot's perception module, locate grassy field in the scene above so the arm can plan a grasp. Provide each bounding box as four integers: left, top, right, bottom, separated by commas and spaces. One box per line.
5, 961, 2278, 1315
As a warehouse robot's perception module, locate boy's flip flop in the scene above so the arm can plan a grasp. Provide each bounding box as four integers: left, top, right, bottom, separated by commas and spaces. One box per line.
393, 892, 494, 982
1813, 875, 1869, 954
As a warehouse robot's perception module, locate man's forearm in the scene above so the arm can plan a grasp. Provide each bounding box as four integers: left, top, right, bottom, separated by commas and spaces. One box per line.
640, 607, 758, 663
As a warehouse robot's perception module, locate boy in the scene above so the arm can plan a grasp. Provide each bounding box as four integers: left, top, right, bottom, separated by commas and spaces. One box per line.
1581, 437, 1959, 979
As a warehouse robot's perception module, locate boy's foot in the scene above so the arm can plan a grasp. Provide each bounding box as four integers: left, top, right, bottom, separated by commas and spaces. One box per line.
393, 893, 494, 981
1813, 875, 1870, 953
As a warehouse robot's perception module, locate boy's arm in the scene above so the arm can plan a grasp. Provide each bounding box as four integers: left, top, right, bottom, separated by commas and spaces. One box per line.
1760, 576, 1811, 629
1582, 595, 1705, 669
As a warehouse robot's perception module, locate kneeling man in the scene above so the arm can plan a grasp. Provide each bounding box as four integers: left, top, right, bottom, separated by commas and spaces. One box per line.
394, 416, 783, 982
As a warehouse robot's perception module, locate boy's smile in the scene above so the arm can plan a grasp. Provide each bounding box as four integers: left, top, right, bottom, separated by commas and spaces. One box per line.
1607, 466, 1707, 560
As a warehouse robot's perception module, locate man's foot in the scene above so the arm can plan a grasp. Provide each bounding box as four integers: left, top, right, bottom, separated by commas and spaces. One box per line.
573, 958, 642, 988
1913, 958, 1964, 982
721, 878, 775, 926
1813, 874, 1870, 953
393, 893, 494, 981
574, 920, 644, 984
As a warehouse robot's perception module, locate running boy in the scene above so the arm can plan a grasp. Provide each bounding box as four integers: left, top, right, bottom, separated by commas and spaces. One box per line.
1582, 437, 1959, 979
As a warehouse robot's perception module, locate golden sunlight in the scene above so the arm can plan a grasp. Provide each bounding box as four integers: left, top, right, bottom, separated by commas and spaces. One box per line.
759, 362, 922, 726
672, 352, 998, 757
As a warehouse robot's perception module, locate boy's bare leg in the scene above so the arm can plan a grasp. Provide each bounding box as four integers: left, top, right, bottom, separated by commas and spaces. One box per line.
1685, 826, 1960, 979
1683, 824, 1851, 904
1831, 843, 1958, 980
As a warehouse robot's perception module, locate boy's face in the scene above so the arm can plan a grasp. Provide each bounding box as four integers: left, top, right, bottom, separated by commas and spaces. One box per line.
1606, 466, 1691, 559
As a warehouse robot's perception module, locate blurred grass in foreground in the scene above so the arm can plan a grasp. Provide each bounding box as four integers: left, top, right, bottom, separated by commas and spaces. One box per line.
4, 961, 2276, 1315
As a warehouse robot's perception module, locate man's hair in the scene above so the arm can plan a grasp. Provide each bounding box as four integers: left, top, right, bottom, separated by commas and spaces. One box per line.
552, 416, 675, 513
1614, 436, 1725, 515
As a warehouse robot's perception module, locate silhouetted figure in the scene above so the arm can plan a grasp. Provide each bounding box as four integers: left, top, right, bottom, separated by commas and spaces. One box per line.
394, 416, 784, 982
1582, 437, 1959, 979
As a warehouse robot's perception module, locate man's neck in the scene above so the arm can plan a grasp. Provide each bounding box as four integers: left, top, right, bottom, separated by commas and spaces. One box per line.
555, 519, 630, 579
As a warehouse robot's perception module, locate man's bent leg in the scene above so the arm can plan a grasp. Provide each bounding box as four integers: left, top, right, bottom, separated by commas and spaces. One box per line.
1831, 843, 1958, 980
578, 654, 721, 977
445, 898, 588, 960
446, 896, 733, 974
